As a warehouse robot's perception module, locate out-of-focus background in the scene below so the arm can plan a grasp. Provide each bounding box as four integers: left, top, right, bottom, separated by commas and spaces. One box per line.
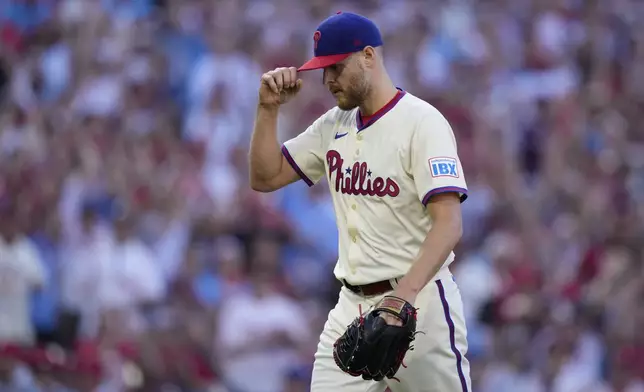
0, 0, 643, 391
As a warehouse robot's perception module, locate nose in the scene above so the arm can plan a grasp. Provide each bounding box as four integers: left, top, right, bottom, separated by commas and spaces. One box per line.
322, 68, 334, 85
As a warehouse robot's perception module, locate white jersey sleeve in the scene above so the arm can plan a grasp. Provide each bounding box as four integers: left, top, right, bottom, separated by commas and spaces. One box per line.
281, 112, 331, 187
411, 109, 468, 205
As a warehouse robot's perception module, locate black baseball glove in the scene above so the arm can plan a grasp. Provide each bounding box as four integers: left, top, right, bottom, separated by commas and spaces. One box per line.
332, 295, 419, 381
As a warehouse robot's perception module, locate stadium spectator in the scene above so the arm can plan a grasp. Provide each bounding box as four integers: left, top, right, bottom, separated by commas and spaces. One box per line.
0, 0, 643, 391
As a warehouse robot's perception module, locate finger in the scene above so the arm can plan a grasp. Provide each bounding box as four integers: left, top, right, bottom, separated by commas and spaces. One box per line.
282, 69, 292, 89
273, 70, 285, 91
288, 67, 297, 88
294, 79, 303, 93
262, 74, 279, 94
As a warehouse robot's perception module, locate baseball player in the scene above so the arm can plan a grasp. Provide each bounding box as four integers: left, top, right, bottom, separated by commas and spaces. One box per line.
248, 11, 471, 392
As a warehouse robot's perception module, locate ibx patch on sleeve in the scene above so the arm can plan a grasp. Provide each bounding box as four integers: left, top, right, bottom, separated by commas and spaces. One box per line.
429, 157, 459, 178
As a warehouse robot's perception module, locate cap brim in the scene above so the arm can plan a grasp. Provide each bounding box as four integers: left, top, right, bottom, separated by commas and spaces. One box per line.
298, 53, 352, 71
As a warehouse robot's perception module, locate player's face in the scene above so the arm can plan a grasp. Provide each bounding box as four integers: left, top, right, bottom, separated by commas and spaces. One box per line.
323, 54, 370, 111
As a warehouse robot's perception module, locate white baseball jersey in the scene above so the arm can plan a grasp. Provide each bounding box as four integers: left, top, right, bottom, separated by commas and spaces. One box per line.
282, 90, 468, 285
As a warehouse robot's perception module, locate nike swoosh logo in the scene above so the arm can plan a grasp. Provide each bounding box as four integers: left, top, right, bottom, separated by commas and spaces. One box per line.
334, 132, 349, 139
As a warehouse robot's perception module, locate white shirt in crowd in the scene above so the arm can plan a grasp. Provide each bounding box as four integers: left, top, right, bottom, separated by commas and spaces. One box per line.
217, 290, 309, 392
61, 225, 165, 338
0, 236, 45, 344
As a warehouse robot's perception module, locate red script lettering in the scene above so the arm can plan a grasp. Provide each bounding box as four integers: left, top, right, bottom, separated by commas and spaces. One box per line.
326, 150, 400, 197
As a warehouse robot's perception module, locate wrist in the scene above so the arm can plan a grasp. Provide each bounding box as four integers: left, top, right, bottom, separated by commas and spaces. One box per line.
258, 102, 280, 113
392, 283, 419, 304
396, 277, 422, 295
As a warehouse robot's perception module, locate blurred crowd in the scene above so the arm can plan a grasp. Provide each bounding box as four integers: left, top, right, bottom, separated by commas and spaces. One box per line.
0, 0, 644, 391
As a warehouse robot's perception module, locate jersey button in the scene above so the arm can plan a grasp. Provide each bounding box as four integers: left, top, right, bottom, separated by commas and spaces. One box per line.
351, 204, 357, 210
352, 236, 357, 243
357, 134, 363, 141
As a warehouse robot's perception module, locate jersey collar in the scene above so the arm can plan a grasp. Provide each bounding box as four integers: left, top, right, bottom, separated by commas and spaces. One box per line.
356, 88, 406, 132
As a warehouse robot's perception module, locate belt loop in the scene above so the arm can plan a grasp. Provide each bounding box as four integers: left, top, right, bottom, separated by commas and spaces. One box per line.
389, 278, 399, 290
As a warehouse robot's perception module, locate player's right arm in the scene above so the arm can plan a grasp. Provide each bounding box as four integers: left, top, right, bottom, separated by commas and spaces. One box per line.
249, 67, 300, 192
249, 104, 299, 192
249, 67, 327, 192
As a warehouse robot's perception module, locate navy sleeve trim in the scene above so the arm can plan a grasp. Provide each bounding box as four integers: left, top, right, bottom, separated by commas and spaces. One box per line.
422, 186, 468, 206
281, 145, 314, 187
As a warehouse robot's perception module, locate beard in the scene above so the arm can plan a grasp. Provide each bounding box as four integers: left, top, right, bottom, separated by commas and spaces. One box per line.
334, 71, 370, 111
335, 94, 360, 111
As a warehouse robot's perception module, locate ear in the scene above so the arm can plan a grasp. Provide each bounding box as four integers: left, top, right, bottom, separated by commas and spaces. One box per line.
362, 46, 378, 67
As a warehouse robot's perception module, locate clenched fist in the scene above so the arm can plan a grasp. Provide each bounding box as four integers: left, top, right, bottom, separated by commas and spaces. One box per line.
258, 67, 303, 108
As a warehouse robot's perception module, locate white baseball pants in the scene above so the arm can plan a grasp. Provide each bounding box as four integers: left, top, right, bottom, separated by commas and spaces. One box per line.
310, 268, 471, 392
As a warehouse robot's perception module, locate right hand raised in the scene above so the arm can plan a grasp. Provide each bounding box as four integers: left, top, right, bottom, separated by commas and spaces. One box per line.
258, 67, 303, 108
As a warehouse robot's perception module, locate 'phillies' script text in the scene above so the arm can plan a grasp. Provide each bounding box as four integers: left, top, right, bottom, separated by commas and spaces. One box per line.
326, 150, 400, 197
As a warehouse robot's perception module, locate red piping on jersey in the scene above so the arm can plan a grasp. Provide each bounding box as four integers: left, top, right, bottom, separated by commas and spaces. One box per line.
356, 89, 406, 132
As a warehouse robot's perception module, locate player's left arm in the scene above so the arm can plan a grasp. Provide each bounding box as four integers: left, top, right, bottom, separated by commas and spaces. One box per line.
395, 109, 467, 304
394, 193, 462, 303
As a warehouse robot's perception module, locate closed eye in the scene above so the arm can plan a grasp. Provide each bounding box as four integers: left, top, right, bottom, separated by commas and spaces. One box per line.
323, 63, 346, 84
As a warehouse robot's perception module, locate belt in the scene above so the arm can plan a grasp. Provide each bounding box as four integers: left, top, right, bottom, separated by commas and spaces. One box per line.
342, 278, 398, 296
